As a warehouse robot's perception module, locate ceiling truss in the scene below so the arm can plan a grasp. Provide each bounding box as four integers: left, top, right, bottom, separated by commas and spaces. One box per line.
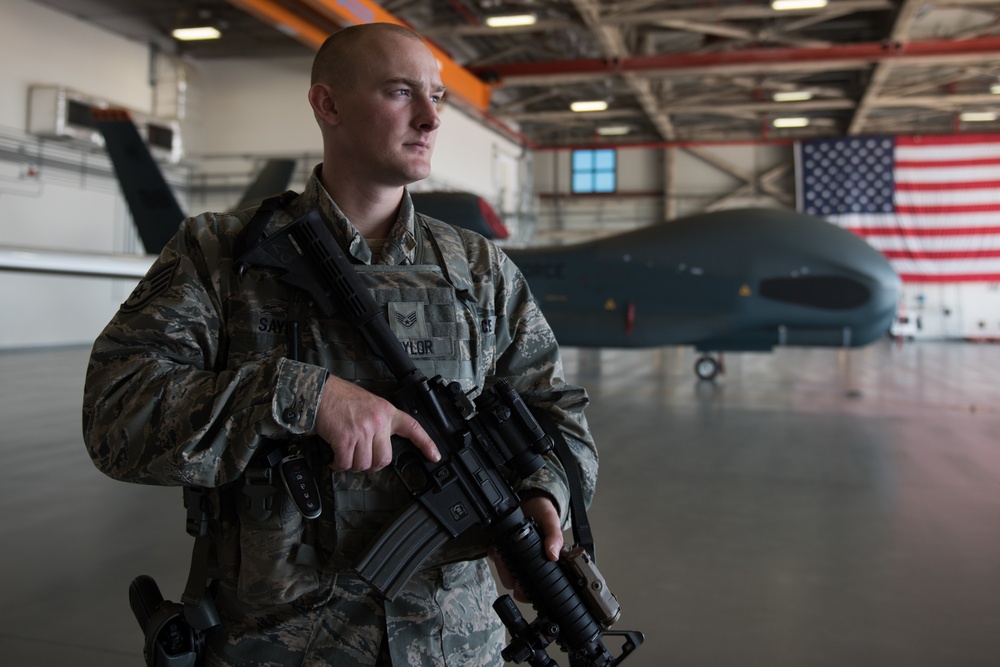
30, 0, 1000, 148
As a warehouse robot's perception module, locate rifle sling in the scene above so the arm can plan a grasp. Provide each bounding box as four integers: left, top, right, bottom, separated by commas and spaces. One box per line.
530, 408, 596, 562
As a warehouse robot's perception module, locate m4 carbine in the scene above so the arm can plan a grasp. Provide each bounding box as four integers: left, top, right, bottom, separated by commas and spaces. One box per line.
237, 209, 643, 667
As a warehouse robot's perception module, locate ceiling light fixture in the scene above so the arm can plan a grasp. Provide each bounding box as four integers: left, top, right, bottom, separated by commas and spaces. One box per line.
597, 125, 631, 136
485, 14, 538, 28
960, 111, 998, 122
771, 0, 828, 10
772, 91, 813, 102
991, 84, 1000, 95
571, 100, 609, 113
773, 117, 810, 128
172, 26, 221, 41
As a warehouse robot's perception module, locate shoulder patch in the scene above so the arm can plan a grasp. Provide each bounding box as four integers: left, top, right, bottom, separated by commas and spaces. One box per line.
121, 260, 179, 313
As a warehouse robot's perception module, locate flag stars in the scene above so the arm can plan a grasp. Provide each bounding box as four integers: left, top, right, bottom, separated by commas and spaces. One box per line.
800, 135, 896, 216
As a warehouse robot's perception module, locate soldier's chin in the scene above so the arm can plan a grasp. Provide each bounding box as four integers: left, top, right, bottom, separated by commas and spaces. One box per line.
405, 164, 433, 184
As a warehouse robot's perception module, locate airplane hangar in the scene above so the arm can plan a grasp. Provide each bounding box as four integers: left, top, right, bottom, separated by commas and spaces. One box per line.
2, 0, 999, 665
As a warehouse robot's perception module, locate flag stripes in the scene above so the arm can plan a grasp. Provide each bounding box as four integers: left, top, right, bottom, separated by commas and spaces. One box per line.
798, 134, 1000, 283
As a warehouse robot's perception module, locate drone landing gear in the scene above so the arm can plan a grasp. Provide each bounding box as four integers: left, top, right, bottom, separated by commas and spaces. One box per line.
694, 353, 724, 380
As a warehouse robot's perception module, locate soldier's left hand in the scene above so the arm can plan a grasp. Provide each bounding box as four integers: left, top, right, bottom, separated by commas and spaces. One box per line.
491, 495, 563, 602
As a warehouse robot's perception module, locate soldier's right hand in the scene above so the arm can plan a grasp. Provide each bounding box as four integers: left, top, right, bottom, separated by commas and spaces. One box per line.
315, 375, 440, 472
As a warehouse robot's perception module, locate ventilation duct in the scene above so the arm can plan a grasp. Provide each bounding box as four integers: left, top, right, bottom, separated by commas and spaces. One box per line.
27, 85, 182, 163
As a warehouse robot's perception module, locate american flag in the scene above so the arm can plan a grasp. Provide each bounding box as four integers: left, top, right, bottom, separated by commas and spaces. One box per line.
796, 134, 1000, 283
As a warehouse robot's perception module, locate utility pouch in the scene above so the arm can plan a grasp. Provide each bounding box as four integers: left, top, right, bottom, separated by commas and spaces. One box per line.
234, 478, 320, 605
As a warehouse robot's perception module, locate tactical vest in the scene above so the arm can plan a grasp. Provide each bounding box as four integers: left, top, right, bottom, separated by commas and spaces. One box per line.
204, 197, 497, 605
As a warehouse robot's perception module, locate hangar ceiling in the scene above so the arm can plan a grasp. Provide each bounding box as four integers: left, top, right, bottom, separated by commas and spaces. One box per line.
31, 0, 1000, 148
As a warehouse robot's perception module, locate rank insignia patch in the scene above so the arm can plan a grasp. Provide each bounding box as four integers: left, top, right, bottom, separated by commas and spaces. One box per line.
395, 311, 418, 328
388, 302, 428, 337
121, 260, 179, 312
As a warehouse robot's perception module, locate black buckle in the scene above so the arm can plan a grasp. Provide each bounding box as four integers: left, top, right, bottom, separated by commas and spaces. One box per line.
184, 488, 208, 538
243, 466, 277, 523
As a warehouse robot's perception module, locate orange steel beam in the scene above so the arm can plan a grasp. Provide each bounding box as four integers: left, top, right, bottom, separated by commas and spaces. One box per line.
224, 0, 331, 48
225, 0, 492, 113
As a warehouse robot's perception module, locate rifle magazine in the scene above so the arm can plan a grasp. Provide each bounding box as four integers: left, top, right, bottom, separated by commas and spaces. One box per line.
354, 501, 452, 600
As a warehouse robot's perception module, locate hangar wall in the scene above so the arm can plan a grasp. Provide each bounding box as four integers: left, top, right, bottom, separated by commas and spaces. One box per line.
0, 0, 156, 349
0, 0, 527, 349
530, 143, 793, 243
894, 283, 1000, 340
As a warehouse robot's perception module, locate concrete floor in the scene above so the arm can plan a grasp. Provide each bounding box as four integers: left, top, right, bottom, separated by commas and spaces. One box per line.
2, 340, 999, 666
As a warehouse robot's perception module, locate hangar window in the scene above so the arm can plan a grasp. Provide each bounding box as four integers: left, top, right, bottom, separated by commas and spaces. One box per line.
572, 149, 616, 193
759, 276, 870, 310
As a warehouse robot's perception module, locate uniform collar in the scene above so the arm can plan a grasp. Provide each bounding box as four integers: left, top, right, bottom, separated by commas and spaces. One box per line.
295, 165, 419, 266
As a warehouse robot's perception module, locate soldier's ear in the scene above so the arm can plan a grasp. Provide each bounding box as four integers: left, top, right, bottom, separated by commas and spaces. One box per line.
308, 83, 341, 126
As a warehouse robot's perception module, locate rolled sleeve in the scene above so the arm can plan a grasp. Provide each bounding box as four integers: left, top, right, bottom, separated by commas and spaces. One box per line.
270, 358, 329, 436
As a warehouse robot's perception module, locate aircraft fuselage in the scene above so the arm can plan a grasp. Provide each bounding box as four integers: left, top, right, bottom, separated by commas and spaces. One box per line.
506, 208, 901, 351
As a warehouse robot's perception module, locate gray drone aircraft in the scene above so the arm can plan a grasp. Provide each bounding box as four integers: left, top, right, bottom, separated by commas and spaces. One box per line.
505, 208, 901, 378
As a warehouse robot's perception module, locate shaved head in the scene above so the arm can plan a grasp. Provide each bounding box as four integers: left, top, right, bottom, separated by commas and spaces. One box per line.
306, 20, 445, 209
312, 23, 427, 92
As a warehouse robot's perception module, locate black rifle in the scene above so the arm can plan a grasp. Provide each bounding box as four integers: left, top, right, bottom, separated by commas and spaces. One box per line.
237, 210, 643, 667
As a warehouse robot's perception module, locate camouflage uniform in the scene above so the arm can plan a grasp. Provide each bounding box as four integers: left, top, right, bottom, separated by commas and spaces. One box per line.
83, 167, 598, 666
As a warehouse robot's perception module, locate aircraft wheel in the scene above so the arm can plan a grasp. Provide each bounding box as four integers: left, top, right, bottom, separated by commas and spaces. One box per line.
694, 356, 720, 381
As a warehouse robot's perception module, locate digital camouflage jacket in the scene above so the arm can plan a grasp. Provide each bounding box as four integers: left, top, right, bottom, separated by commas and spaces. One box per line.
83, 168, 598, 666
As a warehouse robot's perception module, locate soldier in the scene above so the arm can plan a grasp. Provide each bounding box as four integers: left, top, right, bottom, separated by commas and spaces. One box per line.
83, 22, 598, 667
